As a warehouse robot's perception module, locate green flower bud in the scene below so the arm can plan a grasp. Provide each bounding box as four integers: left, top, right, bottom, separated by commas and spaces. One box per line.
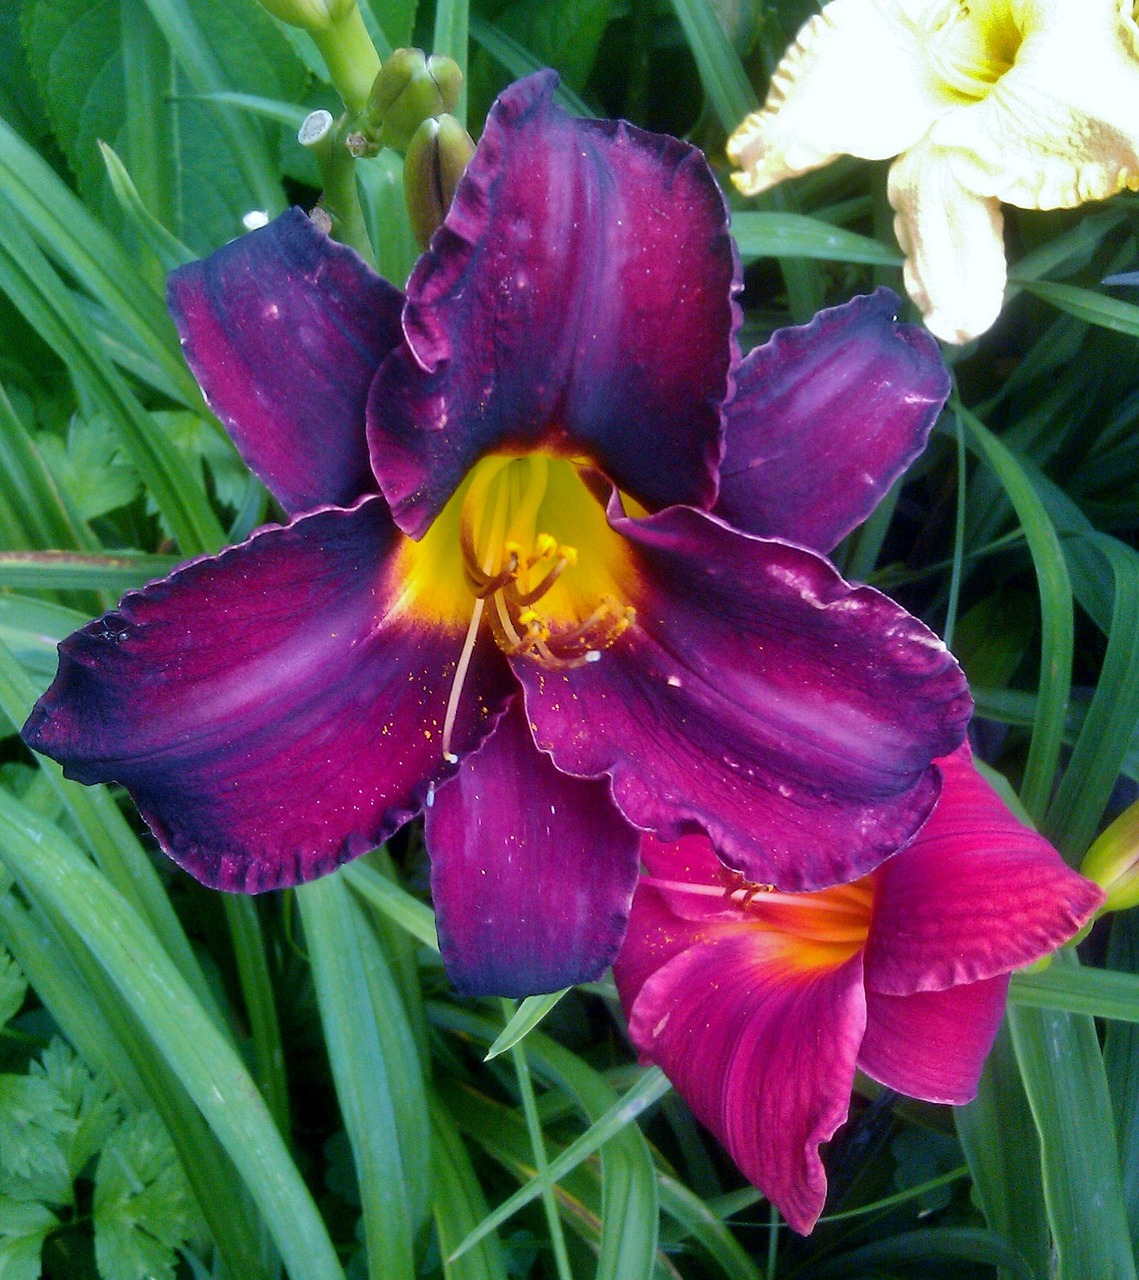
364, 48, 463, 152
1081, 798, 1139, 913
403, 114, 475, 248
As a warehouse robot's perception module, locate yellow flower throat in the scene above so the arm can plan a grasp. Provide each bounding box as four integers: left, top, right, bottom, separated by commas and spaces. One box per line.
394, 452, 639, 757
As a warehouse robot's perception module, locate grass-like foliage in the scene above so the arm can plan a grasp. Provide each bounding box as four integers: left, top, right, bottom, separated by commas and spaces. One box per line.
1, 2, 1139, 1278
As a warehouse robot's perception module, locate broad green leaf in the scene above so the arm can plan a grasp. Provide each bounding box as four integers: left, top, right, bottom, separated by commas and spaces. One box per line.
1020, 279, 1139, 338
435, 1003, 666, 1279
297, 877, 417, 1280
955, 1022, 1050, 1280
960, 406, 1073, 828
343, 860, 439, 951
485, 991, 569, 1061
732, 211, 903, 266
429, 1096, 508, 1280
0, 198, 224, 556
1012, 965, 1139, 1024
1009, 956, 1137, 1280
1044, 533, 1139, 857
0, 550, 177, 595
433, 0, 469, 125
99, 142, 195, 274
440, 1007, 668, 1274
369, 0, 417, 50
669, 0, 757, 130
0, 792, 345, 1280
490, 0, 612, 92
658, 1175, 764, 1280
468, 18, 592, 116
0, 116, 199, 408
812, 1227, 1036, 1280
1105, 911, 1139, 1260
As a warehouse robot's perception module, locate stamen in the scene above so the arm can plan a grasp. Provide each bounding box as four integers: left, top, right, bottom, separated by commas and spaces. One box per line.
441, 595, 486, 762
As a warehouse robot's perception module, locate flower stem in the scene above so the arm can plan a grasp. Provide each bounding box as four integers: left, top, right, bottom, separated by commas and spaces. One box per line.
299, 109, 376, 265
310, 6, 381, 117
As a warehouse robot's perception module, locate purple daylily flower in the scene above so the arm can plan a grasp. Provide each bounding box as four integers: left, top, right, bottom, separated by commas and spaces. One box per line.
613, 746, 1105, 1234
22, 72, 971, 998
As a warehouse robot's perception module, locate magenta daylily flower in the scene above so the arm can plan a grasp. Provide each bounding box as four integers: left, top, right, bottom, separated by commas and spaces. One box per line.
22, 72, 971, 998
613, 746, 1104, 1234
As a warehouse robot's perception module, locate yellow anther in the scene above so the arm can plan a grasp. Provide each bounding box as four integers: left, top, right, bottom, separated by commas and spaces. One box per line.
558, 544, 578, 567
503, 540, 524, 566
517, 608, 542, 627
534, 532, 558, 560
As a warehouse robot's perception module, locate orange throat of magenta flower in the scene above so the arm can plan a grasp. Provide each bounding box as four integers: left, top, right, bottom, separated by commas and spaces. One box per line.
394, 452, 640, 757
647, 868, 877, 972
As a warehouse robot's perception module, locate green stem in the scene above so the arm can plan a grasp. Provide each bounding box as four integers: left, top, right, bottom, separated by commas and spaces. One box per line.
311, 6, 381, 117
300, 110, 375, 265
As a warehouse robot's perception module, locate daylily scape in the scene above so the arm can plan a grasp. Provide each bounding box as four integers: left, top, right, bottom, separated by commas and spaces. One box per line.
728, 0, 1139, 343
614, 747, 1104, 1234
23, 72, 972, 998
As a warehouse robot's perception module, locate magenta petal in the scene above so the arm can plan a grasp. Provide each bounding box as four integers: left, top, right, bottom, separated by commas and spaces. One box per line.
367, 71, 737, 536
427, 698, 639, 997
168, 209, 403, 515
716, 290, 949, 553
859, 977, 1009, 1105
617, 919, 866, 1235
517, 503, 972, 891
22, 498, 513, 891
864, 748, 1104, 995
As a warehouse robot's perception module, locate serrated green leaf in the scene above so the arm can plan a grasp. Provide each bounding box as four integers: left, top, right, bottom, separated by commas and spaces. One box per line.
0, 950, 26, 1033
95, 1112, 199, 1280
0, 1198, 58, 1280
36, 414, 141, 522
34, 1040, 120, 1181
0, 1075, 73, 1201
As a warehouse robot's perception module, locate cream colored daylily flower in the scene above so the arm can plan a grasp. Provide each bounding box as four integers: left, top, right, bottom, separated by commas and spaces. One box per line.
727, 0, 1139, 342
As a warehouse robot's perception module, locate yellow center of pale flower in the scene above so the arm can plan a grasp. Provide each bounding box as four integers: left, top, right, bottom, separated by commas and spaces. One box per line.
921, 0, 1022, 101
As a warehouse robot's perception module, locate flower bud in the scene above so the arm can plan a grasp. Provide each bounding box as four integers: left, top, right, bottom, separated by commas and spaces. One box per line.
403, 114, 475, 248
364, 49, 463, 152
255, 0, 355, 32
1081, 797, 1139, 913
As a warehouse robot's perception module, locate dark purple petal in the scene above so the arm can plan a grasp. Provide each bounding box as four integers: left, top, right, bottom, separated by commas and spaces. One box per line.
427, 697, 639, 997
516, 501, 972, 891
22, 498, 512, 891
616, 911, 866, 1236
716, 289, 949, 553
367, 71, 737, 537
168, 208, 403, 515
864, 748, 1104, 995
859, 977, 1009, 1105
